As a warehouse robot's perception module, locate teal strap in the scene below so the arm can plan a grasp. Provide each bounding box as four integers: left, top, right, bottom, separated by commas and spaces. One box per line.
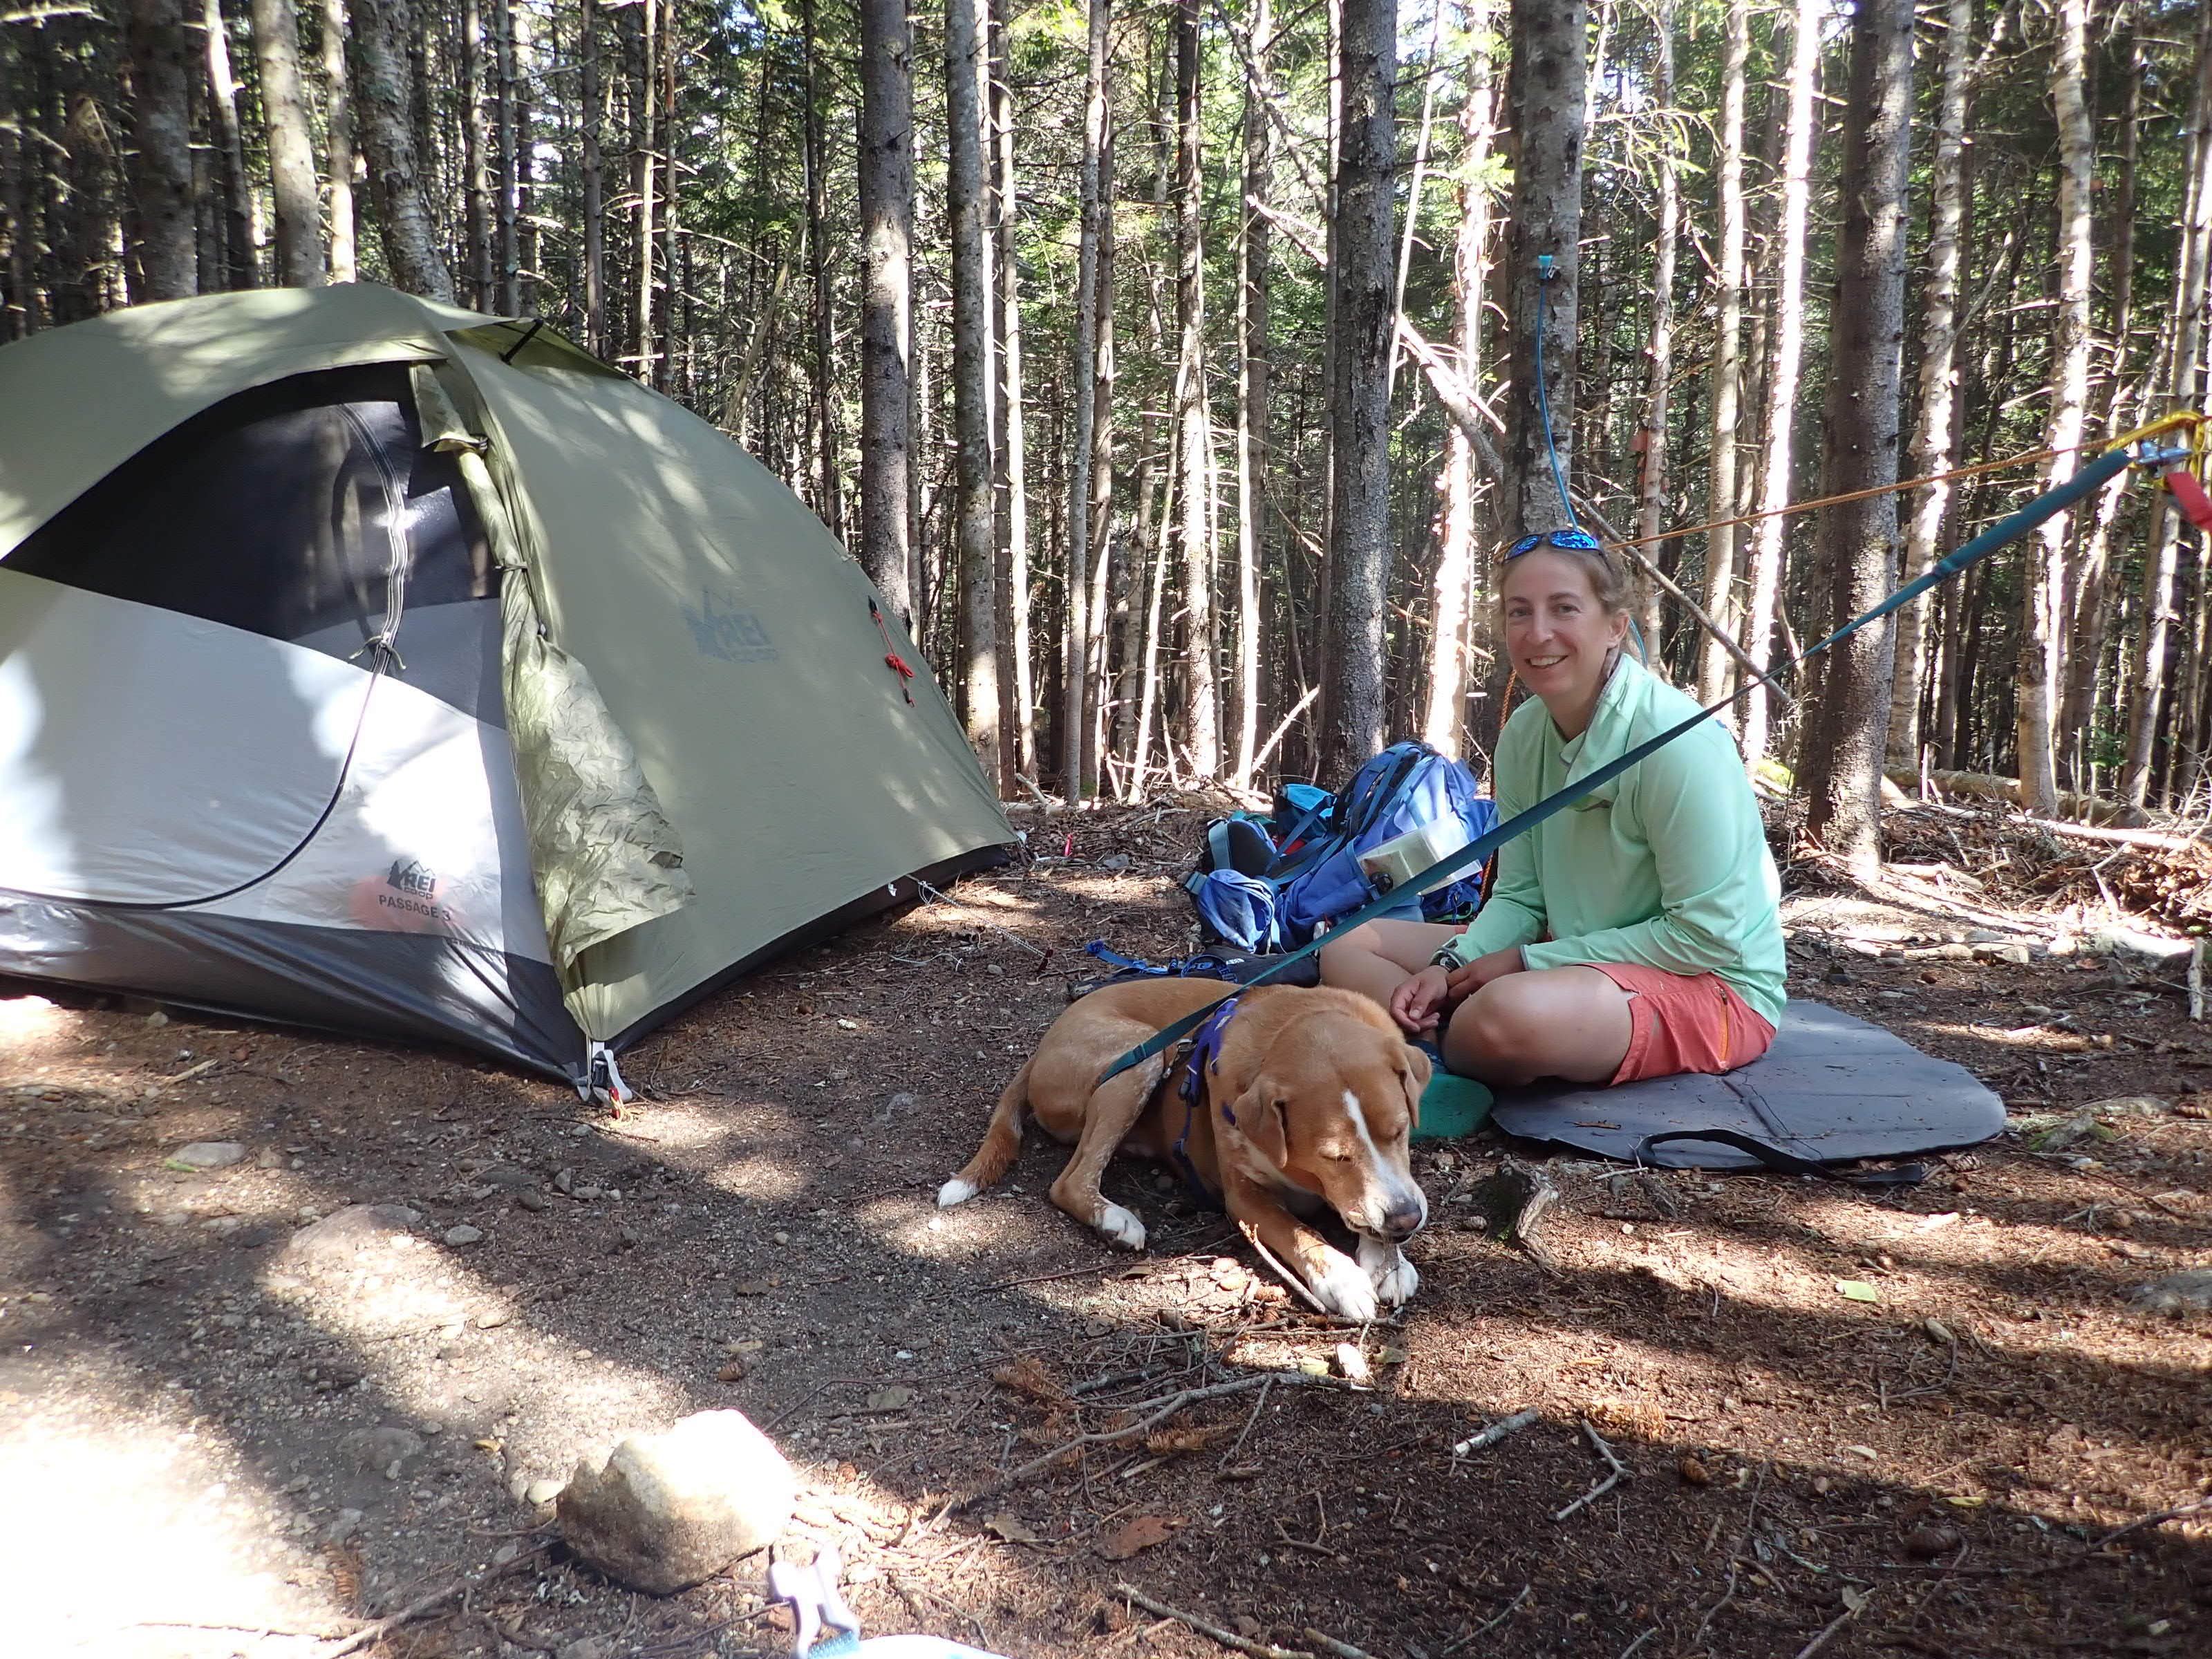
1098, 441, 2142, 1087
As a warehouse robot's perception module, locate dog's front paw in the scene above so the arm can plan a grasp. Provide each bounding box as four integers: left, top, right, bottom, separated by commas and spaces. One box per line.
1309, 1252, 1380, 1322
1093, 1202, 1147, 1251
937, 1177, 980, 1208
1358, 1235, 1419, 1306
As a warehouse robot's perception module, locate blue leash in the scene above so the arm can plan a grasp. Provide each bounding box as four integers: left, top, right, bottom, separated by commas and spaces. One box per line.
1098, 438, 2146, 1088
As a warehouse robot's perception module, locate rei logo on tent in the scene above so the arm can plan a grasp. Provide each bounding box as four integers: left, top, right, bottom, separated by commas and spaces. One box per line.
379, 860, 456, 926
682, 588, 778, 665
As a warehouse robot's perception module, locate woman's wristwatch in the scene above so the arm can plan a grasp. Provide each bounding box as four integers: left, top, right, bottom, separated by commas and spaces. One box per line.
1430, 944, 1468, 973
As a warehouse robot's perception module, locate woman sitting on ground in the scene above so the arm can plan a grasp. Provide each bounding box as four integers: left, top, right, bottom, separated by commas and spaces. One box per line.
1318, 529, 1786, 1087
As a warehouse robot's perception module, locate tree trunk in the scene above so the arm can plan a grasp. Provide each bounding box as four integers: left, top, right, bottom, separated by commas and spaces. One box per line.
1063, 0, 1112, 802
1799, 0, 1912, 871
1499, 0, 1584, 534
2016, 0, 2094, 816
633, 0, 657, 377
320, 0, 356, 283
580, 0, 603, 349
1632, 0, 1678, 650
1170, 0, 1219, 779
1321, 0, 1396, 780
201, 0, 259, 286
1084, 39, 1118, 799
0, 32, 36, 332
1736, 0, 1822, 762
249, 0, 321, 284
462, 0, 492, 305
1422, 0, 1497, 758
1230, 0, 1273, 788
1888, 0, 1978, 767
2123, 1, 2211, 807
947, 0, 1000, 789
1694, 0, 1747, 709
495, 0, 518, 310
991, 0, 1035, 776
126, 0, 196, 301
350, 0, 453, 299
859, 0, 915, 623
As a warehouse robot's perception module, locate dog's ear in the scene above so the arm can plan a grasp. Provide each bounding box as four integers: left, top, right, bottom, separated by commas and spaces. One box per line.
1228, 1079, 1290, 1169
1403, 1044, 1432, 1132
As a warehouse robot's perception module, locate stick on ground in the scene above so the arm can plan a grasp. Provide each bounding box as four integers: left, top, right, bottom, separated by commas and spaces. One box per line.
319, 1539, 554, 1656
1452, 1407, 1539, 1459
1114, 1583, 1313, 1659
1550, 1418, 1631, 1522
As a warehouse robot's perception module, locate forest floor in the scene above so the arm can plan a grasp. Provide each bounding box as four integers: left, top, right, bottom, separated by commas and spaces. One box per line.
3, 796, 2209, 1659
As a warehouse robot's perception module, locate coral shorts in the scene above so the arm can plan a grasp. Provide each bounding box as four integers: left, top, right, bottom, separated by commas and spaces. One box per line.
1586, 964, 1776, 1087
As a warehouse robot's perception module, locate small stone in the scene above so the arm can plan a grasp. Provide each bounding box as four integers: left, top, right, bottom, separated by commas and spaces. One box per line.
574, 1185, 603, 1202
477, 1164, 539, 1190
1334, 1344, 1371, 1384
525, 1478, 565, 1506
517, 1190, 550, 1212
283, 1203, 420, 1268
255, 1147, 284, 1170
1100, 852, 1132, 871
326, 1508, 363, 1544
556, 1409, 796, 1595
477, 1309, 512, 1329
170, 1141, 247, 1170
2128, 1268, 2212, 1318
337, 1425, 424, 1473
1904, 1524, 1963, 1559
146, 1010, 169, 1027
771, 1230, 789, 1246
445, 1225, 485, 1247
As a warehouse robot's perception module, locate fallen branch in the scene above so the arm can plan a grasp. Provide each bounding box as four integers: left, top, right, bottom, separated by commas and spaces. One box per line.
319, 1540, 554, 1656
1301, 1627, 1375, 1659
1438, 1584, 1530, 1655
1689, 1463, 1767, 1649
948, 1374, 1325, 1515
1550, 1418, 1631, 1522
1790, 1593, 1872, 1659
1115, 1584, 1313, 1659
1452, 1407, 1539, 1459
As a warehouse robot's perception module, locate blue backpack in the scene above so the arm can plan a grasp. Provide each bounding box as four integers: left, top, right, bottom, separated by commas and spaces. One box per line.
1185, 743, 1499, 951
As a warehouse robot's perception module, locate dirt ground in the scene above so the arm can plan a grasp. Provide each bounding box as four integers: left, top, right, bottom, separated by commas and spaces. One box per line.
3, 799, 2209, 1659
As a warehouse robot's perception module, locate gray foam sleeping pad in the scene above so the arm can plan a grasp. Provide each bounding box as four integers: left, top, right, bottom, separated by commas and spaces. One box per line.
1489, 999, 2005, 1171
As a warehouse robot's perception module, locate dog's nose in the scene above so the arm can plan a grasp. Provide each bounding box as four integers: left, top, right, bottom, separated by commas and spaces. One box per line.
1380, 1201, 1426, 1241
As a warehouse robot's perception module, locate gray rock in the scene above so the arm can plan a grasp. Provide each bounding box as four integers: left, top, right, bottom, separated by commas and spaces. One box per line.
2129, 1268, 2212, 1318
478, 1164, 539, 1190
556, 1409, 795, 1595
283, 1203, 422, 1269
337, 1425, 424, 1473
445, 1224, 485, 1246
517, 1190, 551, 1212
171, 1141, 247, 1170
327, 1508, 364, 1545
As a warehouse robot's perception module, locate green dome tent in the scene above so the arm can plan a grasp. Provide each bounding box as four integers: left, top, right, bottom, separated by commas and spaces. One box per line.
0, 285, 1012, 1095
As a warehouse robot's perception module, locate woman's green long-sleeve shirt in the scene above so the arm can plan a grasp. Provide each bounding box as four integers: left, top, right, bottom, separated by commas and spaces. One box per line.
1443, 656, 1788, 1026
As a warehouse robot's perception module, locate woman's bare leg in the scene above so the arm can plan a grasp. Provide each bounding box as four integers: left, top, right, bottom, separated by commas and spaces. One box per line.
1315, 918, 1462, 1014
1443, 966, 1634, 1085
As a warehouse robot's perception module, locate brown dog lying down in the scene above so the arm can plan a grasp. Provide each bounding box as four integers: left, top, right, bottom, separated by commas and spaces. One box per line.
937, 980, 1430, 1321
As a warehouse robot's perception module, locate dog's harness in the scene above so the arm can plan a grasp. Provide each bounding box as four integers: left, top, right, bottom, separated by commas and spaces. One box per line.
1168, 993, 1242, 1206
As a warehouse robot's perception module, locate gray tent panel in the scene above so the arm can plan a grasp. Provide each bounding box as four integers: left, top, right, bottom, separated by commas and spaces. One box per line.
1490, 1000, 2005, 1170
0, 890, 577, 1077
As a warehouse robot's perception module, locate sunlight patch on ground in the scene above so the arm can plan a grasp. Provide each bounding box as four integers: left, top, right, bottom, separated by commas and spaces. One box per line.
0, 1362, 337, 1655
0, 989, 70, 1047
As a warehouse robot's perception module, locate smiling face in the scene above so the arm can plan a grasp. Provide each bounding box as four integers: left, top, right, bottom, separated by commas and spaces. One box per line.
1500, 546, 1631, 715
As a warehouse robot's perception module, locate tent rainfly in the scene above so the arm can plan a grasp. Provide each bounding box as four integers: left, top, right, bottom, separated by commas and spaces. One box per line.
0, 286, 1013, 1095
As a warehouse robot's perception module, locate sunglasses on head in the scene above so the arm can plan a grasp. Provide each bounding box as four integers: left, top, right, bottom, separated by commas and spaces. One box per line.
1503, 527, 1603, 561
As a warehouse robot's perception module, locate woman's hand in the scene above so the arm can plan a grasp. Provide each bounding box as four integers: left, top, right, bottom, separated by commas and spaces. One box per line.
1443, 946, 1527, 1002
1389, 965, 1453, 1036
